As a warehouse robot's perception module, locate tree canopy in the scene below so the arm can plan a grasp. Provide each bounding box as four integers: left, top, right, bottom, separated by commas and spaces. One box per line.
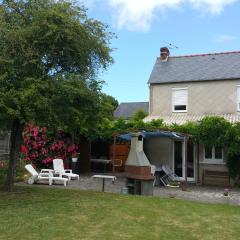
0, 0, 115, 191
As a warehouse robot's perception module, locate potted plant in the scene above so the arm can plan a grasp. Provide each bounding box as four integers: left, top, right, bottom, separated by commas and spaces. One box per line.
71, 152, 79, 163
67, 144, 79, 162
166, 181, 180, 198
222, 188, 230, 204
167, 181, 180, 188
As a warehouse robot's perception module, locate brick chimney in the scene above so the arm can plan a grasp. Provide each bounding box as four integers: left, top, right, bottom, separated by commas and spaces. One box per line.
160, 47, 170, 61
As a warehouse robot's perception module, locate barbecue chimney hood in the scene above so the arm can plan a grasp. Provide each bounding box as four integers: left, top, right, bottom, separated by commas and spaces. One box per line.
125, 133, 151, 167
125, 133, 154, 181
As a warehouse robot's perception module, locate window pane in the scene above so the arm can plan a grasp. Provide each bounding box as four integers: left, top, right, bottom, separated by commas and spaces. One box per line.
174, 105, 186, 111
215, 147, 223, 159
205, 146, 212, 159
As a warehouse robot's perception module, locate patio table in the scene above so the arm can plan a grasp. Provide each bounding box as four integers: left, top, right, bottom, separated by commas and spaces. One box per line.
92, 174, 116, 192
90, 158, 112, 172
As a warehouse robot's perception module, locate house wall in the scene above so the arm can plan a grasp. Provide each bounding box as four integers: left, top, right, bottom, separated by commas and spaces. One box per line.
143, 137, 174, 169
150, 79, 240, 115
197, 144, 229, 186
144, 138, 230, 186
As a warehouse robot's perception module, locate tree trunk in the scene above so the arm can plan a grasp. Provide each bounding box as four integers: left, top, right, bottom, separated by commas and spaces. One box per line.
3, 119, 24, 192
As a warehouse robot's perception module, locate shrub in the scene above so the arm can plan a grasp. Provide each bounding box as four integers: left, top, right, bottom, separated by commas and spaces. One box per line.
22, 123, 79, 168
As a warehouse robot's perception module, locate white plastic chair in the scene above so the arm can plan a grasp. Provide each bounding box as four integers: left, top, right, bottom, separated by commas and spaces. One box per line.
160, 165, 179, 186
25, 164, 68, 186
53, 159, 79, 180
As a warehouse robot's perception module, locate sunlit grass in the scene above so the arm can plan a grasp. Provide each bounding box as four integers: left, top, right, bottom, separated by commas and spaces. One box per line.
0, 187, 240, 240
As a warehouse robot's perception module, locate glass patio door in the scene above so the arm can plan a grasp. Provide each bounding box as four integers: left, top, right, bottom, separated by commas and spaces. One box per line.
187, 141, 195, 181
174, 141, 195, 181
174, 141, 183, 177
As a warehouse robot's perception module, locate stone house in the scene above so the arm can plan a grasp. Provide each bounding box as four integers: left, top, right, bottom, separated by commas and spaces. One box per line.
144, 47, 240, 185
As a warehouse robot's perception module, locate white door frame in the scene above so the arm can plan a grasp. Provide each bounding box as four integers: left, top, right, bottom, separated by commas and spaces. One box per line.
173, 140, 195, 182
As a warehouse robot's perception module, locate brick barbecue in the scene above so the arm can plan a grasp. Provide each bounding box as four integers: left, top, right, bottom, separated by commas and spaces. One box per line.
125, 133, 154, 195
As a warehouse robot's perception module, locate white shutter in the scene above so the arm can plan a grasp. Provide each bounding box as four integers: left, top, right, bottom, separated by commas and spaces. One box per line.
172, 88, 188, 112
237, 86, 240, 111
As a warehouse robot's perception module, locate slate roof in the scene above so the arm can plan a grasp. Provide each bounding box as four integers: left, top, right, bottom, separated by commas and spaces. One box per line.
114, 102, 149, 119
148, 51, 240, 84
144, 113, 240, 125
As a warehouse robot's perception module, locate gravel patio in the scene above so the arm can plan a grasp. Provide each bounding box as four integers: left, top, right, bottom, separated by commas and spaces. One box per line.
17, 173, 240, 205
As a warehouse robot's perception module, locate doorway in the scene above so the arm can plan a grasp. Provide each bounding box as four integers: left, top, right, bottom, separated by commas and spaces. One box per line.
173, 140, 195, 181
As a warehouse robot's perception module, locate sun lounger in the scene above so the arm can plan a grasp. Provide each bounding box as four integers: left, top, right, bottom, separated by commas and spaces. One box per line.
25, 164, 68, 186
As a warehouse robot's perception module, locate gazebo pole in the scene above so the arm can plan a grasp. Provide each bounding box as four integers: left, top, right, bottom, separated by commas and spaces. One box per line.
184, 133, 189, 185
197, 141, 200, 184
112, 135, 116, 175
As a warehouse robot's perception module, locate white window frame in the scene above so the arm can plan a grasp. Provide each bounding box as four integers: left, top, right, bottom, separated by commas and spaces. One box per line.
236, 85, 240, 111
172, 87, 188, 113
203, 146, 224, 164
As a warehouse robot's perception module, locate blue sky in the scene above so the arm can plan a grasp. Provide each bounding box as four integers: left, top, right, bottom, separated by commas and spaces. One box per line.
80, 0, 240, 103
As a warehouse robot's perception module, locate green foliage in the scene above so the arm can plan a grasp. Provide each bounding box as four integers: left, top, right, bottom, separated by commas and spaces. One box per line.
225, 122, 240, 178
0, 0, 114, 131
194, 116, 231, 147
225, 122, 240, 155
131, 109, 148, 121
170, 121, 198, 136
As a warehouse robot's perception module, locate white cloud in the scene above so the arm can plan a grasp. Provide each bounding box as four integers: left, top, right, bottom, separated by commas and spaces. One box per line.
107, 0, 183, 31
189, 0, 237, 15
80, 0, 238, 31
214, 34, 237, 43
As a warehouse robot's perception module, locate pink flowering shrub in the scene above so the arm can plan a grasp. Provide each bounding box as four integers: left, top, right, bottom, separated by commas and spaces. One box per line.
22, 123, 79, 168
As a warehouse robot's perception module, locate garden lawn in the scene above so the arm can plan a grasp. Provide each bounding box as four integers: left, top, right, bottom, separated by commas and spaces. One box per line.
0, 187, 240, 240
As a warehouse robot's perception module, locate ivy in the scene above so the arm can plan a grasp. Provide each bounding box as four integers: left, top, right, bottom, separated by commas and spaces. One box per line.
194, 116, 231, 147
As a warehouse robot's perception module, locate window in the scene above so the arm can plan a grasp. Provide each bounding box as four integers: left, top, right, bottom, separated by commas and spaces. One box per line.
237, 86, 240, 111
204, 146, 223, 164
172, 88, 188, 112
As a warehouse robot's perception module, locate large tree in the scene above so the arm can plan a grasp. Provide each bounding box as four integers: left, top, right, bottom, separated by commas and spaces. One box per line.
0, 0, 114, 191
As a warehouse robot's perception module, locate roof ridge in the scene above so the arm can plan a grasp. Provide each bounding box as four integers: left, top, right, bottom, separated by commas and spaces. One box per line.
166, 51, 240, 58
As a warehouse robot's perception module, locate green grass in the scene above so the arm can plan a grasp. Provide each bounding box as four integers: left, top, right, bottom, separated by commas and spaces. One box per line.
0, 187, 240, 240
